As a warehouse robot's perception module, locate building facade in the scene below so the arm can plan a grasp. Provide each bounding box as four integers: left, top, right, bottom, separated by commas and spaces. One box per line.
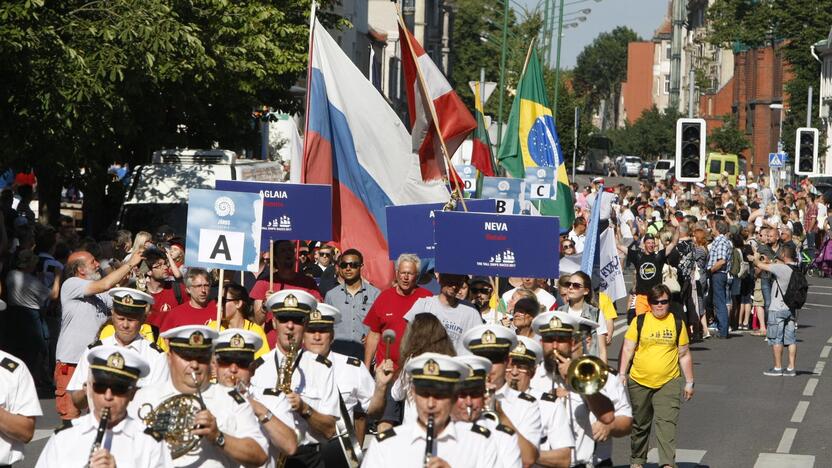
813, 28, 832, 174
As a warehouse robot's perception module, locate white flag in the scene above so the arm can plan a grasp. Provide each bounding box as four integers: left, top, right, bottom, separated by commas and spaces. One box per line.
598, 228, 627, 301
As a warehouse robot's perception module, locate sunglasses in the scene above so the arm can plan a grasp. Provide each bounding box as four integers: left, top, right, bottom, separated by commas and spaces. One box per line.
92, 382, 131, 396
566, 282, 586, 289
649, 299, 670, 305
562, 243, 575, 249
276, 315, 308, 324
339, 261, 363, 269
472, 287, 493, 294
217, 357, 254, 368
319, 252, 332, 257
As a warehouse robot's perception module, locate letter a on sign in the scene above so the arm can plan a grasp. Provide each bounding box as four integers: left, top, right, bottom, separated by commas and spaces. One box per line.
198, 229, 245, 266
210, 236, 232, 261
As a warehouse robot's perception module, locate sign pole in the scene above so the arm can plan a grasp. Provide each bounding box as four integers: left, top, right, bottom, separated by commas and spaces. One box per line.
215, 269, 225, 331
269, 239, 275, 294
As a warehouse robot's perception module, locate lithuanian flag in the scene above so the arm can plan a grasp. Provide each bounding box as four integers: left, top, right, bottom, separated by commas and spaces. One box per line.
471, 82, 496, 176
496, 48, 574, 230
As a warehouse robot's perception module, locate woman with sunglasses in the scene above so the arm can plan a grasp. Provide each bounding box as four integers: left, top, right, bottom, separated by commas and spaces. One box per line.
207, 283, 270, 359
617, 284, 695, 468
556, 272, 608, 362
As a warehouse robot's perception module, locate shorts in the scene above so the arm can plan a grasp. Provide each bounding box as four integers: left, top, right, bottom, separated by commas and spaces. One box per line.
635, 294, 651, 316
767, 309, 796, 346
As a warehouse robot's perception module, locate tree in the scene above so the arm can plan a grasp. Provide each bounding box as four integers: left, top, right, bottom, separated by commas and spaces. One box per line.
708, 0, 832, 158
710, 115, 750, 154
573, 26, 641, 131
604, 106, 682, 159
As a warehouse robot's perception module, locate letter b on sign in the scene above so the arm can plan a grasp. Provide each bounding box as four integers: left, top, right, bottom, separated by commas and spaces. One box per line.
495, 199, 514, 214
198, 229, 245, 266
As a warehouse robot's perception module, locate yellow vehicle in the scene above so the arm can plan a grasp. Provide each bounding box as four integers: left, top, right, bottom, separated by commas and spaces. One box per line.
705, 153, 744, 186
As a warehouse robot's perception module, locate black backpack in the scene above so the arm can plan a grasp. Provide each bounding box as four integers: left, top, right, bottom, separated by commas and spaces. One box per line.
775, 265, 809, 310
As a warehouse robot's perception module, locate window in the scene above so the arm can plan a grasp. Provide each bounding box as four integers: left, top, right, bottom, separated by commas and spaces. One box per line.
710, 160, 721, 174
746, 103, 754, 135
664, 74, 671, 94
666, 43, 671, 60
725, 161, 736, 174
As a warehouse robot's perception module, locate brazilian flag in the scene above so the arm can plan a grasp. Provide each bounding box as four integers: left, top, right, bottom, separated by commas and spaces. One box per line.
496, 48, 574, 231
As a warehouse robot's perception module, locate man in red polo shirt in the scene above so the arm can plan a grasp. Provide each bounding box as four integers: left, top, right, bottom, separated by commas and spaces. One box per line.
159, 267, 217, 331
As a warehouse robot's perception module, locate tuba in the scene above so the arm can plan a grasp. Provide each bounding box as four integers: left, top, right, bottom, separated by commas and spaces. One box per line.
566, 355, 609, 395
139, 389, 205, 459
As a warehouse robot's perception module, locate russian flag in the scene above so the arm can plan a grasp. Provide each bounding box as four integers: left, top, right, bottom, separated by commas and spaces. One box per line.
303, 19, 448, 288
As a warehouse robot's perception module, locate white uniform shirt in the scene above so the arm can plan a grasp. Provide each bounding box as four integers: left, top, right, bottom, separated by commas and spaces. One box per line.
362, 420, 498, 468
247, 386, 296, 468
469, 419, 522, 468
250, 347, 340, 446
329, 351, 375, 416
527, 388, 575, 455
0, 352, 43, 465
129, 381, 268, 468
36, 414, 172, 468
68, 335, 170, 391
494, 384, 543, 448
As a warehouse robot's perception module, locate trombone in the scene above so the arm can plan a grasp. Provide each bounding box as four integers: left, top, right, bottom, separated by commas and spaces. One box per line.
564, 329, 611, 396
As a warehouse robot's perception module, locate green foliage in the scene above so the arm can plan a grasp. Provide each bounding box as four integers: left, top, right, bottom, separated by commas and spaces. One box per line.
604, 106, 682, 159
709, 114, 750, 154
573, 26, 641, 128
543, 70, 592, 166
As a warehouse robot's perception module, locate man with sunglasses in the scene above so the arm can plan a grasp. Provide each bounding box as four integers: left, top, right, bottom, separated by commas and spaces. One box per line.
250, 290, 339, 468
129, 325, 268, 467
467, 276, 505, 325
362, 353, 498, 468
530, 312, 630, 468
324, 249, 380, 360
213, 329, 300, 465
68, 288, 169, 413
453, 355, 522, 468
142, 250, 187, 329
38, 346, 172, 467
462, 325, 542, 467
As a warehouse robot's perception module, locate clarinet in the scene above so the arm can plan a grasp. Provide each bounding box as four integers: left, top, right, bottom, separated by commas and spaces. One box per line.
423, 415, 435, 467
87, 407, 111, 467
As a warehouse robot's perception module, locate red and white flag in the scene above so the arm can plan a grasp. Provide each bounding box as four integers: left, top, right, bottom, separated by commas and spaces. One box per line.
398, 18, 476, 187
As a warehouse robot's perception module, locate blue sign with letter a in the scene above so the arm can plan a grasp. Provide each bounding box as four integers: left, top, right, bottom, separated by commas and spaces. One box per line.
434, 211, 559, 277
215, 180, 332, 249
386, 199, 497, 260
185, 189, 263, 272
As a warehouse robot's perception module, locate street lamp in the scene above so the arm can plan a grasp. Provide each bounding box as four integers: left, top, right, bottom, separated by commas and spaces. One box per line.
552, 0, 603, 116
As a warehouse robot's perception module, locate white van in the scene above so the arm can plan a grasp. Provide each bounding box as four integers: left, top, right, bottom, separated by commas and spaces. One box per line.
118, 149, 284, 235
653, 159, 674, 183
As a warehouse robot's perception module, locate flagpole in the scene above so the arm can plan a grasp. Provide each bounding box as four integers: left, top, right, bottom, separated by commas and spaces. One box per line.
397, 14, 468, 212
301, 0, 318, 183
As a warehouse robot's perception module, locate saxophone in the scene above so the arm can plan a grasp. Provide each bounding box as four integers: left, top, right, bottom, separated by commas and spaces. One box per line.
278, 334, 298, 394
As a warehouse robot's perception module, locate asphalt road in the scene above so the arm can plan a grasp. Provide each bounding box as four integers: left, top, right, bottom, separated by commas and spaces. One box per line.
17, 263, 831, 468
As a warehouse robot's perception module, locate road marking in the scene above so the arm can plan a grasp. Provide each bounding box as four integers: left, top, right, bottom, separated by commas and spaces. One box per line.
802, 378, 818, 397
32, 429, 52, 442
803, 291, 832, 295
814, 360, 825, 375
646, 448, 706, 464
791, 401, 810, 423
754, 453, 815, 468
803, 302, 830, 308
821, 346, 831, 358
776, 427, 797, 453
613, 326, 627, 338
828, 336, 832, 344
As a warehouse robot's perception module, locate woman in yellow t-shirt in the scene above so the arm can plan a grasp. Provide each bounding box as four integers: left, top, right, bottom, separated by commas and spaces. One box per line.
617, 284, 694, 468
207, 283, 270, 359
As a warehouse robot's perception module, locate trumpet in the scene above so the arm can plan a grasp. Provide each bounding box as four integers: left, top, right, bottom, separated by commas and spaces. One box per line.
86, 407, 110, 467
423, 414, 435, 467
566, 355, 609, 395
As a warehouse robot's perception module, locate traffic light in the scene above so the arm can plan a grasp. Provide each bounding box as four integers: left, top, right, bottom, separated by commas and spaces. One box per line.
795, 127, 819, 176
675, 118, 707, 182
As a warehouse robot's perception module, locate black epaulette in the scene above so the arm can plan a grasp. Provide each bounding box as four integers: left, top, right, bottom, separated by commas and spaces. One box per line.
471, 424, 491, 438
376, 428, 396, 442
253, 357, 265, 368
608, 368, 619, 376
54, 420, 73, 434
496, 424, 515, 436
144, 427, 163, 442
346, 357, 361, 367
228, 389, 245, 404
518, 392, 536, 402
87, 340, 103, 350
149, 342, 164, 353
0, 357, 20, 373
316, 354, 332, 368
263, 388, 281, 396
540, 392, 557, 402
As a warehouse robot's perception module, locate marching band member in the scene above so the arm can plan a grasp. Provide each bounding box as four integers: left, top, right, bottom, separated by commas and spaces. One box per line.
212, 329, 299, 466
302, 303, 394, 464
530, 312, 631, 468
506, 335, 543, 393
250, 290, 339, 468
0, 349, 42, 467
129, 325, 268, 467
37, 346, 172, 467
69, 288, 169, 412
362, 353, 498, 468
453, 355, 521, 468
461, 325, 543, 467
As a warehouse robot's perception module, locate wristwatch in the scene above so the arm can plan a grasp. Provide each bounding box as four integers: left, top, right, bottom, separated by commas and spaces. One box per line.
301, 403, 313, 419
215, 432, 226, 448
259, 410, 274, 424
685, 381, 695, 388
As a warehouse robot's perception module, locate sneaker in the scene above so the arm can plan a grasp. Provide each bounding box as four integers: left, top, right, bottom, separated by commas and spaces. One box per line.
764, 367, 783, 376
783, 368, 797, 377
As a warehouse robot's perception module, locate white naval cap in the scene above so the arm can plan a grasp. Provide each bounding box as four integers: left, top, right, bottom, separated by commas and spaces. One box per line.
510, 335, 544, 365
161, 325, 219, 352
307, 302, 342, 327
455, 355, 492, 389
405, 352, 469, 392
462, 324, 518, 357
215, 329, 262, 356
87, 345, 150, 385
109, 287, 154, 314
532, 311, 598, 338
263, 289, 318, 319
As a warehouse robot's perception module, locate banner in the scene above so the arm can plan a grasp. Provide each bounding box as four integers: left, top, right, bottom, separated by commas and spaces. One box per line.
434, 211, 559, 277
598, 228, 627, 300
185, 189, 263, 272
454, 164, 477, 198
215, 180, 332, 249
386, 199, 497, 259
481, 177, 525, 214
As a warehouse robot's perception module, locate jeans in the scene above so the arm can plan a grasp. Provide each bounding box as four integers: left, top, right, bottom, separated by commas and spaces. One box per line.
761, 276, 773, 325
711, 272, 730, 337
806, 231, 817, 261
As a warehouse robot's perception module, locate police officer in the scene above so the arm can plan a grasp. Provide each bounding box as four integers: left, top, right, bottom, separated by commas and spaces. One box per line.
461, 324, 542, 467
69, 288, 169, 412
212, 329, 299, 464
0, 349, 42, 467
530, 312, 632, 468
453, 355, 521, 468
37, 346, 172, 467
303, 303, 394, 465
362, 352, 498, 468
129, 325, 268, 467
249, 290, 339, 468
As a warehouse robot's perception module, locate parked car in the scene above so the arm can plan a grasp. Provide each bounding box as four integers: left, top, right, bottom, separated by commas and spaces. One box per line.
620, 156, 643, 176
653, 159, 674, 183
639, 162, 655, 181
